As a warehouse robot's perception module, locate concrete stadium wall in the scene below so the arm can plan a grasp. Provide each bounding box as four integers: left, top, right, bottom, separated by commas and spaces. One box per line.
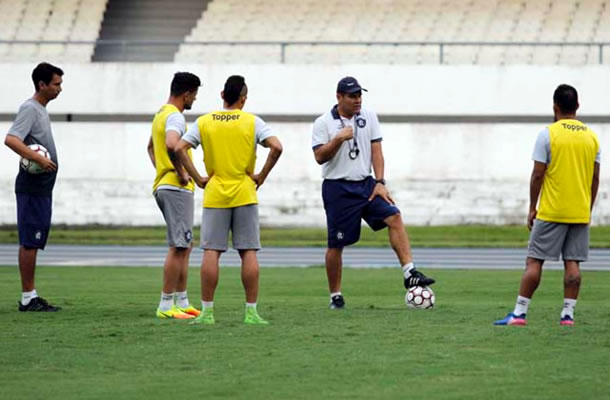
2, 121, 610, 226
1, 63, 610, 116
1, 63, 610, 226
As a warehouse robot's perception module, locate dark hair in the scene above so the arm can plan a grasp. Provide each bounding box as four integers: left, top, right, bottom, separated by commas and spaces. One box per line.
223, 75, 246, 106
553, 84, 579, 114
170, 72, 201, 96
32, 62, 63, 91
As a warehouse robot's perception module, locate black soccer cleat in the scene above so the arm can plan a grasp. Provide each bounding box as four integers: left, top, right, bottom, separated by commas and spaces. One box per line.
329, 294, 345, 310
404, 269, 435, 289
18, 297, 62, 312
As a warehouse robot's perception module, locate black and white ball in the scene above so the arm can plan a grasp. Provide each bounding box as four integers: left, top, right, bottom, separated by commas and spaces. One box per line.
20, 144, 49, 174
405, 286, 435, 309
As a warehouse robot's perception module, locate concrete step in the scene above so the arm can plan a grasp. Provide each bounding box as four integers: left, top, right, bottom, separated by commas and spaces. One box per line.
93, 0, 209, 62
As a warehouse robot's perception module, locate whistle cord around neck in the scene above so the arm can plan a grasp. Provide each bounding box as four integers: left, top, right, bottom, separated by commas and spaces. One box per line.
338, 114, 360, 160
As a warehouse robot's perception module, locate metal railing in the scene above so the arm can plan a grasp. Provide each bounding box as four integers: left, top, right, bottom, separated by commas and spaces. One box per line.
1, 40, 609, 64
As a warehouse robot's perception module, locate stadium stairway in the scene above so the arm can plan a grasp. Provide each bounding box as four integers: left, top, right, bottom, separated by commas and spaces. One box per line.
92, 0, 209, 62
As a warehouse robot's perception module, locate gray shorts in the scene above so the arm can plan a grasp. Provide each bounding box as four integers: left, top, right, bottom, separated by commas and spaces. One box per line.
527, 219, 590, 262
201, 204, 260, 251
154, 189, 194, 248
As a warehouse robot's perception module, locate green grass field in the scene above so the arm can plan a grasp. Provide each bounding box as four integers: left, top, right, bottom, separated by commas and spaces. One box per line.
1, 266, 609, 400
3, 224, 610, 247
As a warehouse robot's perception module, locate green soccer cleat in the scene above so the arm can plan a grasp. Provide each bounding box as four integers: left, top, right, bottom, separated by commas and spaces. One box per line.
244, 307, 269, 325
190, 308, 215, 325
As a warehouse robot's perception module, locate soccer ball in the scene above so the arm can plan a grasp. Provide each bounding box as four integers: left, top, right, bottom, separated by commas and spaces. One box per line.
20, 144, 50, 174
405, 286, 435, 309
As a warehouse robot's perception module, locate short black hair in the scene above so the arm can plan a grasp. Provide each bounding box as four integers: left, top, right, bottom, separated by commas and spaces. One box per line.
223, 75, 246, 106
32, 62, 63, 91
170, 72, 201, 96
553, 84, 579, 114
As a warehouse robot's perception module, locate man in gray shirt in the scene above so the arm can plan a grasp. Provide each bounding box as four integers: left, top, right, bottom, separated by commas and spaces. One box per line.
4, 62, 63, 312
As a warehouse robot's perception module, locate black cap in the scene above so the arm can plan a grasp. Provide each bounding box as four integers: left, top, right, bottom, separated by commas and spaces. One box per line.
337, 76, 368, 94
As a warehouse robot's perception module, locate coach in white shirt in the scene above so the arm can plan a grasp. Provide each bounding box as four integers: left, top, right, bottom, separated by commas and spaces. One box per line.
311, 76, 436, 309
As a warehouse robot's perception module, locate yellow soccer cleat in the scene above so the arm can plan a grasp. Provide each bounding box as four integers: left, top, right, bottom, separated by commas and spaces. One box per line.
156, 306, 195, 320
177, 304, 201, 317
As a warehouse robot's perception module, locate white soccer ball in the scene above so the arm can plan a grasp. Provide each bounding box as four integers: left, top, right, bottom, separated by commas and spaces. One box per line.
20, 144, 50, 174
405, 286, 435, 309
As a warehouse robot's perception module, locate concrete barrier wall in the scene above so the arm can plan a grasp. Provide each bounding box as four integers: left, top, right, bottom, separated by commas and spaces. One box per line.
2, 63, 610, 116
2, 121, 609, 226
2, 63, 609, 226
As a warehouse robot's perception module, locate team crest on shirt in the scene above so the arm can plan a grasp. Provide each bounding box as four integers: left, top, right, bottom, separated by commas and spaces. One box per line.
185, 230, 192, 243
356, 117, 366, 128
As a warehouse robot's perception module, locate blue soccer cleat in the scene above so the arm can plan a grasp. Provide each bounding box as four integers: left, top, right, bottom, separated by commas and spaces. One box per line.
494, 312, 527, 326
560, 315, 574, 326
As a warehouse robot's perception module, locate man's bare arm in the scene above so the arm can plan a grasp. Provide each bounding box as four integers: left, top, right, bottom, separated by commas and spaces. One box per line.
528, 161, 547, 230
175, 139, 209, 188
166, 130, 189, 185
251, 136, 283, 189
368, 141, 394, 204
313, 126, 353, 164
591, 162, 600, 211
147, 135, 156, 168
5, 134, 57, 172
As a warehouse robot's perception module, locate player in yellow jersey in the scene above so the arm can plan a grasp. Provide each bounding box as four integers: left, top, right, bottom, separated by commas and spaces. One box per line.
495, 84, 600, 326
147, 72, 201, 319
176, 75, 283, 325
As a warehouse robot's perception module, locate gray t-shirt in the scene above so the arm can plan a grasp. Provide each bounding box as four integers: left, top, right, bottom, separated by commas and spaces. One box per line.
8, 98, 58, 195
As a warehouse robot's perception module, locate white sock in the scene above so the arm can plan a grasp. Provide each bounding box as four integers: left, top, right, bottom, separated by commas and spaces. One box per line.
175, 291, 189, 308
246, 302, 257, 310
21, 289, 38, 306
330, 291, 342, 301
402, 262, 415, 279
201, 301, 214, 311
513, 295, 530, 316
561, 298, 577, 319
159, 292, 174, 311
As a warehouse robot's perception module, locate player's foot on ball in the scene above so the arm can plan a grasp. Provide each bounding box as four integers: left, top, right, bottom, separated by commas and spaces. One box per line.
18, 297, 61, 312
177, 304, 201, 317
329, 294, 345, 310
560, 315, 574, 326
156, 306, 194, 320
244, 308, 269, 325
493, 312, 527, 326
404, 269, 435, 289
190, 308, 215, 325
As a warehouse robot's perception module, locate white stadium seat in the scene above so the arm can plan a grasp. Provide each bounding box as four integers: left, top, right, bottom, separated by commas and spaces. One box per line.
1, 0, 107, 63
173, 0, 605, 65
0, 0, 606, 65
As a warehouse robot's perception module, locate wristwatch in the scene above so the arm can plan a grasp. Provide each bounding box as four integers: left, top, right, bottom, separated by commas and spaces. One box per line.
375, 179, 386, 185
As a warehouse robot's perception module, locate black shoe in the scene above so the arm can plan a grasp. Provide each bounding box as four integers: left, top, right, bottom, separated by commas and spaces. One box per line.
18, 297, 62, 312
329, 294, 345, 310
404, 269, 435, 289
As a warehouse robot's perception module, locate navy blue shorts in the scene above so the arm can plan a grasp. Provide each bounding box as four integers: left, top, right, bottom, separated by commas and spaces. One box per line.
16, 193, 52, 249
322, 177, 400, 248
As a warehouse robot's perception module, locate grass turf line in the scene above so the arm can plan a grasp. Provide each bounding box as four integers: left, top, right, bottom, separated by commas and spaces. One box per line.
2, 224, 610, 247
0, 266, 609, 400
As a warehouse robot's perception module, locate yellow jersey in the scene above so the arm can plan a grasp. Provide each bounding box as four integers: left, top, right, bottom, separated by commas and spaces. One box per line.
195, 109, 258, 208
151, 104, 194, 193
537, 119, 600, 224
